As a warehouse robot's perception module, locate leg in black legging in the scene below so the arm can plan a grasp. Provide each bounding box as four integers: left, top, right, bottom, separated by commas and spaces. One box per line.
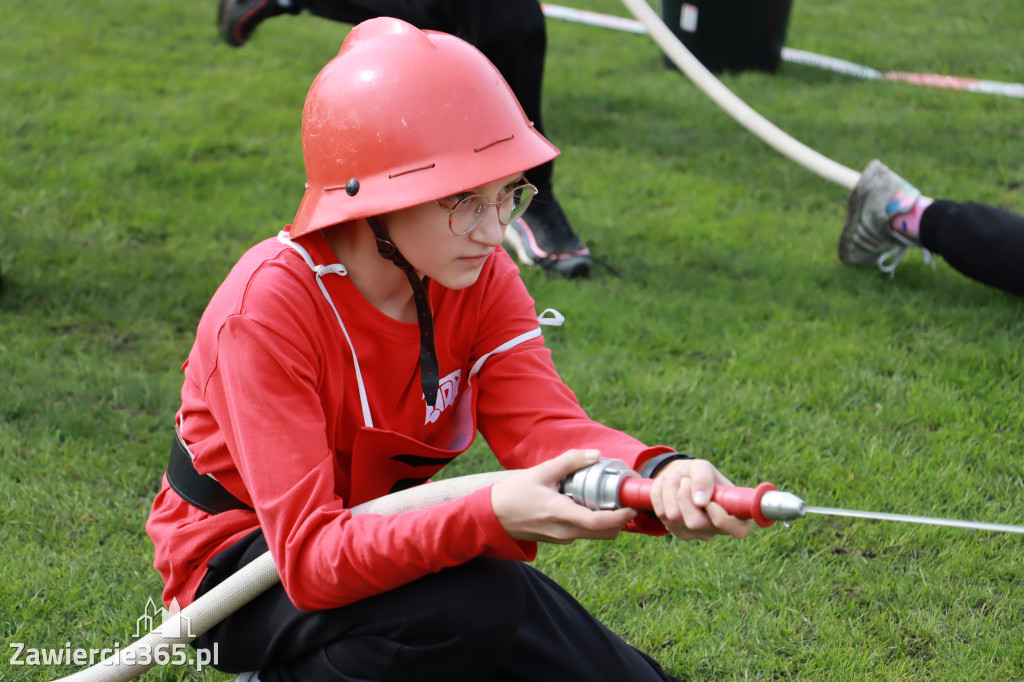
191, 531, 524, 681
190, 530, 680, 681
490, 563, 681, 682
919, 199, 1024, 296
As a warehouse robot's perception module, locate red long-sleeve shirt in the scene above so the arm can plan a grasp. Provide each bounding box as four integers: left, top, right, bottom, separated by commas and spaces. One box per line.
147, 229, 672, 611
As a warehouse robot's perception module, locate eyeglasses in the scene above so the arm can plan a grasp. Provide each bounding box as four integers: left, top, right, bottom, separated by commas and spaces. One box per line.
435, 183, 537, 236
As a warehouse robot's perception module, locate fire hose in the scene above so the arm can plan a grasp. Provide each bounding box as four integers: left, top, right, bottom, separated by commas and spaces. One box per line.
53, 459, 1022, 681
55, 471, 514, 682
617, 0, 861, 191
53, 463, 757, 682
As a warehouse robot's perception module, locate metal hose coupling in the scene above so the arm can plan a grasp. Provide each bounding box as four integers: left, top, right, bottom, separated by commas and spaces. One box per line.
559, 458, 640, 510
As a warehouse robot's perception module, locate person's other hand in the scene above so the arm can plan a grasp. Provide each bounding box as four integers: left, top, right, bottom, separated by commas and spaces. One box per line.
648, 459, 751, 541
491, 449, 636, 544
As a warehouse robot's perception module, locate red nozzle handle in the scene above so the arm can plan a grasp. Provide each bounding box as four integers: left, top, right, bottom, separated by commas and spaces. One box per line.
618, 478, 778, 527
619, 477, 654, 510
711, 482, 777, 527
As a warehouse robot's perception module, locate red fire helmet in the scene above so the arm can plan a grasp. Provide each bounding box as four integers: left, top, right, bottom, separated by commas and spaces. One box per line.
290, 17, 560, 238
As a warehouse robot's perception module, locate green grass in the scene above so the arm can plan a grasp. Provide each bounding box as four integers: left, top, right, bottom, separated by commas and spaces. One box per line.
2, 1, 1023, 680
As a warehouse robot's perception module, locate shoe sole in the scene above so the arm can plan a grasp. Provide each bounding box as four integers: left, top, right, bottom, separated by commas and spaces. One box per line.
503, 223, 592, 278
548, 254, 592, 278
838, 160, 887, 266
218, 0, 265, 47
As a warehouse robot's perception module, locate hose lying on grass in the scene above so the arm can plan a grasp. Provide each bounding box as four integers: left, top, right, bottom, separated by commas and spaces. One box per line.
54, 471, 514, 682
618, 0, 862, 190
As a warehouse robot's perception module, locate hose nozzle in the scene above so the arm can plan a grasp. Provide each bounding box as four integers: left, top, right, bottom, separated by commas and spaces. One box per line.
759, 490, 807, 523
560, 460, 806, 527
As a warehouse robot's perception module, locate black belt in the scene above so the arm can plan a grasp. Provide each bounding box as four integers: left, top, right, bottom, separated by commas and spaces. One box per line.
166, 430, 253, 515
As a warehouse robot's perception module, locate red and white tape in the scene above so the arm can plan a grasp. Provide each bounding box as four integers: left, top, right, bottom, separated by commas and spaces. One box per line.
541, 3, 1024, 100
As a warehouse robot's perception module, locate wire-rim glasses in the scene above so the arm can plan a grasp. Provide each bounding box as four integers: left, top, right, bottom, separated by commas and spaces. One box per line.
435, 183, 537, 235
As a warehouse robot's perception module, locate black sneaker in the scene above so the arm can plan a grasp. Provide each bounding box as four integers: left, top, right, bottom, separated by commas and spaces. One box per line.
218, 0, 297, 47
503, 197, 592, 278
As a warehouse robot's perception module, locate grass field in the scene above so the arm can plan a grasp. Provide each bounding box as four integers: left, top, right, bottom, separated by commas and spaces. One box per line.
2, 1, 1022, 680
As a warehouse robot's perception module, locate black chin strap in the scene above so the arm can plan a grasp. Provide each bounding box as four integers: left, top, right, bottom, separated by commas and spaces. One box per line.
365, 216, 440, 408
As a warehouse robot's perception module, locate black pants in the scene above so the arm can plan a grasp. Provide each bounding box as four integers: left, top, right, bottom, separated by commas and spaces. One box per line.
192, 530, 680, 681
921, 200, 1024, 296
296, 0, 554, 194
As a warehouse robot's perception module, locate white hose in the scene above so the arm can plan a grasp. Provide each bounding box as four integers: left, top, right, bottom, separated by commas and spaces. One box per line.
619, 0, 862, 190
54, 471, 515, 682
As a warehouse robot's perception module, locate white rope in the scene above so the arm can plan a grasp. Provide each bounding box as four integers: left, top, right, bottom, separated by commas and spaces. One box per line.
618, 0, 861, 190
54, 471, 515, 681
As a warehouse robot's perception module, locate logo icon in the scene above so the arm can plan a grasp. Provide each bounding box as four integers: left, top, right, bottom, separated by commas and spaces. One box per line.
135, 597, 196, 639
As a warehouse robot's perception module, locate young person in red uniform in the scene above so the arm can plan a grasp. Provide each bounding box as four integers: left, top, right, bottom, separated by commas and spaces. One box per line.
147, 17, 750, 681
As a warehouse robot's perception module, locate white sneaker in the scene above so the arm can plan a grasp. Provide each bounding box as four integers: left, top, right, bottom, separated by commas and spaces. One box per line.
839, 159, 933, 275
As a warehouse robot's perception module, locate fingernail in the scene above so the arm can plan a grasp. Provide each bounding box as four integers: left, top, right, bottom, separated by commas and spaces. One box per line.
693, 490, 709, 506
